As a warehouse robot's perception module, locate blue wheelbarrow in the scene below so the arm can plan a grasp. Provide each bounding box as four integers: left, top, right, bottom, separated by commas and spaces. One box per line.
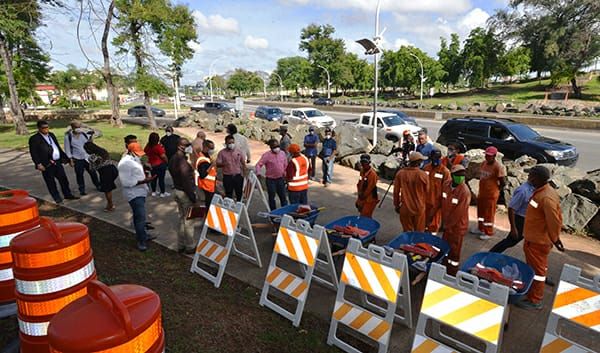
258, 204, 322, 228
460, 252, 534, 304
324, 216, 380, 256
386, 232, 450, 272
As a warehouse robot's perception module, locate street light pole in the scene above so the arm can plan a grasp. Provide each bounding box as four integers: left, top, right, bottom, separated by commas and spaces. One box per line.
208, 58, 220, 102
372, 0, 382, 146
272, 72, 284, 102
317, 64, 331, 99
409, 52, 424, 102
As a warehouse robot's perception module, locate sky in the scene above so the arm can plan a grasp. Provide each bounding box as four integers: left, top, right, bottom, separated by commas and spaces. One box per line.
39, 0, 510, 85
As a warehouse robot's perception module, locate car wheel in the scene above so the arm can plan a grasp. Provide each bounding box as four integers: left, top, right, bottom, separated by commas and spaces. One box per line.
533, 154, 548, 164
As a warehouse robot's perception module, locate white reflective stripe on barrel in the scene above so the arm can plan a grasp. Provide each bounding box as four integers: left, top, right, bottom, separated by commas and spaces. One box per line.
0, 268, 13, 281
0, 225, 39, 248
15, 260, 94, 295
18, 319, 49, 336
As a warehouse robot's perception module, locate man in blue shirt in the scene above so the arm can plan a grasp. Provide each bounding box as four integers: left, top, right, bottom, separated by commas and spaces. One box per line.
303, 126, 319, 181
319, 127, 337, 187
416, 131, 434, 167
489, 181, 535, 253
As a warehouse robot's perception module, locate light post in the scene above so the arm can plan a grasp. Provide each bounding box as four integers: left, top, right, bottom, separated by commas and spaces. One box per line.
272, 72, 284, 102
355, 0, 384, 146
208, 57, 221, 102
316, 64, 331, 99
409, 52, 425, 102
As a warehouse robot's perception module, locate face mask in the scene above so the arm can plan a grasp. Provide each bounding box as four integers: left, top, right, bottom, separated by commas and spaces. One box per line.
309, 131, 314, 135
325, 134, 331, 139
452, 175, 465, 185
166, 132, 172, 136
184, 146, 192, 154
271, 147, 281, 153
74, 128, 82, 134
226, 143, 235, 150
207, 149, 215, 155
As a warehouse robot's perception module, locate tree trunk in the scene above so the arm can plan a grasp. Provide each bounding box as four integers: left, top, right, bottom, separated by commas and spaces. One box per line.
0, 34, 28, 135
570, 77, 581, 98
102, 0, 122, 127
0, 94, 6, 124
130, 21, 156, 129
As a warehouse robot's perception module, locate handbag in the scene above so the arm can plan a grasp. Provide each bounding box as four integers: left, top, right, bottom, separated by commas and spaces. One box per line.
186, 205, 207, 220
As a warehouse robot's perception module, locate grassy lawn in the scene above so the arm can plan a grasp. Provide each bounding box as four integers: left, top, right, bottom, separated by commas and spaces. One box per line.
0, 119, 150, 160
0, 200, 341, 353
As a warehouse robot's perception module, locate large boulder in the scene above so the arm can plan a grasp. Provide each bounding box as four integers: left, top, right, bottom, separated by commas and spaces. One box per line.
503, 176, 521, 207
504, 155, 537, 183
380, 155, 402, 180
539, 164, 586, 189
569, 170, 600, 203
340, 154, 361, 170
560, 193, 599, 233
369, 154, 389, 174
335, 124, 372, 159
493, 103, 506, 113
586, 213, 600, 240
371, 138, 395, 156
468, 179, 479, 204
432, 142, 448, 157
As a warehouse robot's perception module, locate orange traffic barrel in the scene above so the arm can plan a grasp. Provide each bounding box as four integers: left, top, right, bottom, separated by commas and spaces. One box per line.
0, 190, 40, 305
11, 217, 96, 353
48, 280, 164, 353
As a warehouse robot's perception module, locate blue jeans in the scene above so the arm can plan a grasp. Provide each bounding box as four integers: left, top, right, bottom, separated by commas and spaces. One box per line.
288, 190, 307, 204
322, 157, 335, 184
74, 159, 100, 193
266, 177, 288, 210
128, 196, 148, 243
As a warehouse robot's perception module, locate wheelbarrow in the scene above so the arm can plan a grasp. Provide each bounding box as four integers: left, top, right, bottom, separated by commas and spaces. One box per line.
324, 216, 380, 257
257, 204, 323, 232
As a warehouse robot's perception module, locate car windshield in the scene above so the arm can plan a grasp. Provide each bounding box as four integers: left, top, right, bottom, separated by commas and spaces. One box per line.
382, 115, 406, 126
267, 108, 282, 114
305, 110, 324, 118
508, 124, 540, 140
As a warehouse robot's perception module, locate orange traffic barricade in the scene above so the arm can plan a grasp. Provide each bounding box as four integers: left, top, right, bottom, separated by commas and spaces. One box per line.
11, 217, 96, 353
0, 190, 40, 306
48, 280, 164, 353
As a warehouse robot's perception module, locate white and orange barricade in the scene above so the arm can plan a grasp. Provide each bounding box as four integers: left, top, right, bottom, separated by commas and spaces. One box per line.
327, 239, 408, 353
410, 263, 509, 353
190, 195, 261, 288
259, 215, 336, 326
539, 264, 600, 353
242, 170, 270, 213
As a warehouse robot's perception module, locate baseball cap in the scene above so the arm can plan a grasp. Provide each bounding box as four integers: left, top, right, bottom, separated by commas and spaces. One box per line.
451, 164, 466, 173
308, 126, 315, 132
485, 146, 498, 155
288, 144, 301, 154
360, 154, 371, 163
127, 142, 145, 157
409, 151, 427, 162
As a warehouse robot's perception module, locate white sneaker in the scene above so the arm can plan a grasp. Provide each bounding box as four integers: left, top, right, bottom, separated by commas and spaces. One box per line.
479, 235, 492, 240
151, 192, 158, 197
160, 192, 171, 197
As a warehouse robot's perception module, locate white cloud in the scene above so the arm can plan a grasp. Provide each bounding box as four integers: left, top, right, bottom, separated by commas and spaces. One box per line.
394, 38, 414, 49
280, 0, 472, 15
244, 35, 269, 50
193, 11, 240, 35
457, 8, 490, 33
188, 40, 203, 54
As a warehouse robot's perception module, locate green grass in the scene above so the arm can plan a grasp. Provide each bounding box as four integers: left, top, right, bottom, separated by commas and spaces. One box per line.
0, 119, 149, 160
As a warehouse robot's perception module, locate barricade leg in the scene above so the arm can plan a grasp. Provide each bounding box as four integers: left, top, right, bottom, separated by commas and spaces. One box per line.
304, 235, 338, 291
232, 206, 262, 268
190, 224, 234, 288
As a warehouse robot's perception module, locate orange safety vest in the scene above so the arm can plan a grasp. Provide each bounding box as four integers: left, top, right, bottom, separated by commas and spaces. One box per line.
195, 153, 216, 192
288, 155, 309, 192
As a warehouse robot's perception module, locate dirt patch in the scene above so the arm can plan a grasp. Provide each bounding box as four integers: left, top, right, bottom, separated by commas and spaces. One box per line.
1, 200, 342, 353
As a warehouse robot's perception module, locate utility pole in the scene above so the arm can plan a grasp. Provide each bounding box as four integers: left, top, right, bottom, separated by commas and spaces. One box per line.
317, 64, 331, 99
409, 52, 425, 102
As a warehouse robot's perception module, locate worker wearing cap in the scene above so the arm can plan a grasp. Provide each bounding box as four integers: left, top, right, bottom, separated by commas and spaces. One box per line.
517, 165, 564, 310
441, 164, 471, 275
286, 143, 309, 204
393, 151, 429, 231
356, 154, 379, 218
476, 146, 506, 240
424, 149, 451, 234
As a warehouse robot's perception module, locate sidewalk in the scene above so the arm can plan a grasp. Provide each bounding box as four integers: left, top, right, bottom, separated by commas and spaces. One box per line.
1, 128, 599, 352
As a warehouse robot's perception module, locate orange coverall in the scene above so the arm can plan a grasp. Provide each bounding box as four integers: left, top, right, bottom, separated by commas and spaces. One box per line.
423, 163, 451, 233
523, 184, 562, 304
441, 182, 471, 275
477, 160, 506, 235
356, 167, 379, 218
393, 167, 429, 232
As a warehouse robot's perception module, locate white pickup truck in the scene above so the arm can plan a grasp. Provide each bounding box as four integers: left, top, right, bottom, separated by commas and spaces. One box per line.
283, 107, 337, 129
352, 112, 423, 142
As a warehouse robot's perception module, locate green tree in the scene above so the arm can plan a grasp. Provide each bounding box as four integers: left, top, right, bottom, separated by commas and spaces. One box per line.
227, 69, 263, 96
438, 33, 462, 91
271, 56, 312, 95
379, 46, 444, 95
492, 0, 600, 96
499, 46, 531, 81
461, 27, 505, 88
342, 53, 372, 93
299, 24, 345, 89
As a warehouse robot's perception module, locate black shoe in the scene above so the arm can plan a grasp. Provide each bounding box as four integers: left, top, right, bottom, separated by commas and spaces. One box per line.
545, 277, 555, 287
145, 224, 155, 230
65, 195, 80, 200
146, 234, 157, 241
80, 192, 87, 196
184, 248, 196, 255
54, 198, 63, 204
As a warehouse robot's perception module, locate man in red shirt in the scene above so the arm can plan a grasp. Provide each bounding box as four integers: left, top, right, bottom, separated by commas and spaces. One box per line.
476, 146, 506, 240
393, 152, 429, 231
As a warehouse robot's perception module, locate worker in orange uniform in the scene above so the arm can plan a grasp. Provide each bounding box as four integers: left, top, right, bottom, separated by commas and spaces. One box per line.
195, 139, 217, 208
355, 154, 379, 218
424, 149, 450, 234
476, 146, 506, 240
286, 144, 309, 204
393, 151, 429, 232
517, 165, 564, 310
442, 143, 469, 169
441, 165, 471, 276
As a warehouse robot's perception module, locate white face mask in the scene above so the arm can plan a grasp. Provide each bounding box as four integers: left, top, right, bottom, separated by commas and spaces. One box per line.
184, 146, 192, 154
309, 131, 314, 135
166, 131, 172, 136
272, 147, 281, 153
226, 143, 235, 150
325, 134, 332, 139
207, 149, 215, 155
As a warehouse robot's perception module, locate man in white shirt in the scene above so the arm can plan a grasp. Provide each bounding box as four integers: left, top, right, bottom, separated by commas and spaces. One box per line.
64, 121, 100, 195
118, 139, 156, 251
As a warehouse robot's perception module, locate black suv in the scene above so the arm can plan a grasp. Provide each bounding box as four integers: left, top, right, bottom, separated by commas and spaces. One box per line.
437, 117, 578, 166
313, 97, 334, 106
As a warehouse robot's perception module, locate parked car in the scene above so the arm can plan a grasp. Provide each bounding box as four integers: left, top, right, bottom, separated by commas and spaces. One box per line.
255, 106, 284, 121
313, 97, 334, 106
436, 117, 579, 166
284, 108, 336, 129
127, 105, 166, 117
191, 101, 238, 116
378, 109, 418, 126
350, 112, 422, 142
